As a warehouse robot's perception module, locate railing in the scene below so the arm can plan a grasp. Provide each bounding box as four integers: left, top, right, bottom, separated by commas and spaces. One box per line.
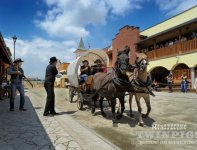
146, 38, 197, 60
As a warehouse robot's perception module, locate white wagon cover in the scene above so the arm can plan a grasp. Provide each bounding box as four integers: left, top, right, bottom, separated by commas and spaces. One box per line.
67, 50, 109, 88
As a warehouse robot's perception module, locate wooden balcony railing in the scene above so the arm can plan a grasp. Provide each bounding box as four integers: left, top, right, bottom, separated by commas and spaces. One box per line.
146, 38, 197, 60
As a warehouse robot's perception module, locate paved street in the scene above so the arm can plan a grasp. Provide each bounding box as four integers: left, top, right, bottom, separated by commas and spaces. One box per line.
48, 88, 197, 150
1, 88, 197, 150
0, 89, 119, 150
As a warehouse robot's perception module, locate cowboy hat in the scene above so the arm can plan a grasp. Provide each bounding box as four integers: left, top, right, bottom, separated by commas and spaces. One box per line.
82, 60, 89, 64
49, 57, 58, 63
13, 58, 24, 63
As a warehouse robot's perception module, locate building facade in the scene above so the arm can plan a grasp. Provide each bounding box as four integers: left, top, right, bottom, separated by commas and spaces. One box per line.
105, 6, 197, 89
138, 6, 197, 88
0, 33, 12, 98
111, 25, 140, 65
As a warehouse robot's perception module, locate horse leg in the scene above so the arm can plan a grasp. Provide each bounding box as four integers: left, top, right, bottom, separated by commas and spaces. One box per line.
91, 94, 97, 115
136, 96, 144, 126
117, 96, 125, 120
111, 99, 117, 123
117, 99, 121, 115
142, 95, 151, 118
100, 97, 106, 117
129, 93, 134, 117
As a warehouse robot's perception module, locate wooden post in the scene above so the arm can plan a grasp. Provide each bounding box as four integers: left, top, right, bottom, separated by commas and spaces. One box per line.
178, 29, 181, 42
153, 39, 156, 59
178, 29, 182, 54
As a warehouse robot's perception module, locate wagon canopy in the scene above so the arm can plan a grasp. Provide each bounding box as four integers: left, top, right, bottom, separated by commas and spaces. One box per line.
67, 49, 109, 87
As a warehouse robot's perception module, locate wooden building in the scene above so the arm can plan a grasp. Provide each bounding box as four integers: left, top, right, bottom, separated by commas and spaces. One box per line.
104, 6, 197, 89
0, 33, 12, 98
137, 6, 197, 88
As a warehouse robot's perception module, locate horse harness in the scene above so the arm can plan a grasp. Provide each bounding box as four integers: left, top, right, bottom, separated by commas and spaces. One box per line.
131, 66, 155, 97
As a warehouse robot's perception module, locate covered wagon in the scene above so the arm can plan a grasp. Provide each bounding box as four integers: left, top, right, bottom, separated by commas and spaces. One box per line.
67, 49, 109, 109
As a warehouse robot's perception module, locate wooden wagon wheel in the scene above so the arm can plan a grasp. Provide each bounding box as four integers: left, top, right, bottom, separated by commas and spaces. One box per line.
68, 87, 74, 103
77, 93, 84, 110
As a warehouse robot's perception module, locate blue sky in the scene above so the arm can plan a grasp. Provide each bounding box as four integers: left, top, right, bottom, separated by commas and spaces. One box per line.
0, 0, 196, 78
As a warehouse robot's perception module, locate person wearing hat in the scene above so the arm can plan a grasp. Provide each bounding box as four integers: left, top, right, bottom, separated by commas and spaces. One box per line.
43, 57, 59, 116
91, 59, 107, 75
80, 60, 91, 82
8, 58, 26, 111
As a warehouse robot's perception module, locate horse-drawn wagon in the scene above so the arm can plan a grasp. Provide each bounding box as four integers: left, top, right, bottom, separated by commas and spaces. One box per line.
67, 49, 110, 110
67, 47, 155, 125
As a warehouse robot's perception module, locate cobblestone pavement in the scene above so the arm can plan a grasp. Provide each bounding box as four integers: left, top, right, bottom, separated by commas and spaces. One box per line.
0, 89, 119, 150
0, 96, 81, 150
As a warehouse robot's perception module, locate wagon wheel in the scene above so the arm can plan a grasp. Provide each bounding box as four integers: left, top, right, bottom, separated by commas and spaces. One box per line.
77, 93, 84, 110
69, 87, 74, 103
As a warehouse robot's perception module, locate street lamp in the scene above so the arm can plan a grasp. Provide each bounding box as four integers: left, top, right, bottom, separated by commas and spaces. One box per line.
12, 35, 17, 61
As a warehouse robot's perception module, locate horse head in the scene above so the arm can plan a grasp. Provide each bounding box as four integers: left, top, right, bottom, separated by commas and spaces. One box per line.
135, 53, 149, 71
116, 46, 130, 74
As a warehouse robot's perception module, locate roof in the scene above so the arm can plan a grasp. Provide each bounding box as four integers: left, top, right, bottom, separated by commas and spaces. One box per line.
140, 6, 197, 37
138, 18, 197, 44
73, 49, 87, 54
102, 45, 110, 52
0, 33, 12, 64
78, 37, 86, 50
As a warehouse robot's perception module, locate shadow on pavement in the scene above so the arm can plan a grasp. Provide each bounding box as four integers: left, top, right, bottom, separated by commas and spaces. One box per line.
90, 108, 155, 127
58, 111, 77, 115
0, 96, 55, 150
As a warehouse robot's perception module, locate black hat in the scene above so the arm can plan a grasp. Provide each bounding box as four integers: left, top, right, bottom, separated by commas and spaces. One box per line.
49, 57, 58, 63
94, 59, 102, 63
14, 58, 24, 63
82, 60, 89, 64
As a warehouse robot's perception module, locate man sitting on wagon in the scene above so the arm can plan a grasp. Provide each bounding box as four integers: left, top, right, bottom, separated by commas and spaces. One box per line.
80, 60, 91, 84
91, 59, 107, 75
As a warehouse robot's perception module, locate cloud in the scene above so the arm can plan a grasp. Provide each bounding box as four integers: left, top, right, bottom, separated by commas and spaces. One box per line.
155, 0, 197, 16
5, 38, 77, 78
36, 0, 143, 39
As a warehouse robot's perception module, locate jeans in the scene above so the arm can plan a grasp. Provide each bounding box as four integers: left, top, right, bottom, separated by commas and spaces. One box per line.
10, 82, 25, 109
181, 81, 187, 92
81, 74, 88, 82
44, 82, 55, 114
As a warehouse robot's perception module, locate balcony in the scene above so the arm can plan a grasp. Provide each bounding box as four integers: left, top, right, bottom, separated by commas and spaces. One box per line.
146, 38, 197, 60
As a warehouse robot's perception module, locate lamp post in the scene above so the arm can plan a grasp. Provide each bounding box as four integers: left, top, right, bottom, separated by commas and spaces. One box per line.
12, 36, 17, 61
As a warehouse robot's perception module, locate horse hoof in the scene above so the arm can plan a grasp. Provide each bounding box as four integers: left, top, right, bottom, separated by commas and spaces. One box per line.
92, 113, 96, 116
101, 112, 106, 118
112, 119, 117, 124
138, 122, 144, 127
116, 114, 122, 120
91, 108, 95, 114
112, 120, 118, 127
142, 114, 148, 118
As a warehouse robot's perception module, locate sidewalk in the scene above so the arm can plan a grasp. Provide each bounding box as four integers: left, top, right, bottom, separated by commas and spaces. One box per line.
0, 90, 119, 150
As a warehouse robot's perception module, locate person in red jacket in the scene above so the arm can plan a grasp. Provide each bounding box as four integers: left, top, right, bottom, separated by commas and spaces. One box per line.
91, 59, 107, 75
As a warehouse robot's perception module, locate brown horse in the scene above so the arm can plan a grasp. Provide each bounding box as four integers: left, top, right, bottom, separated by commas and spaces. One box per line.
91, 46, 131, 123
129, 53, 152, 126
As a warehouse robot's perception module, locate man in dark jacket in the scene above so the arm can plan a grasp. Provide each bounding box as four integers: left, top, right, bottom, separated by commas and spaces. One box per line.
8, 58, 26, 111
43, 57, 59, 116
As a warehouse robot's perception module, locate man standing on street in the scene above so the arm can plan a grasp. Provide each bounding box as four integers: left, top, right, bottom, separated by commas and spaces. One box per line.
167, 72, 173, 93
9, 58, 27, 111
43, 57, 59, 116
